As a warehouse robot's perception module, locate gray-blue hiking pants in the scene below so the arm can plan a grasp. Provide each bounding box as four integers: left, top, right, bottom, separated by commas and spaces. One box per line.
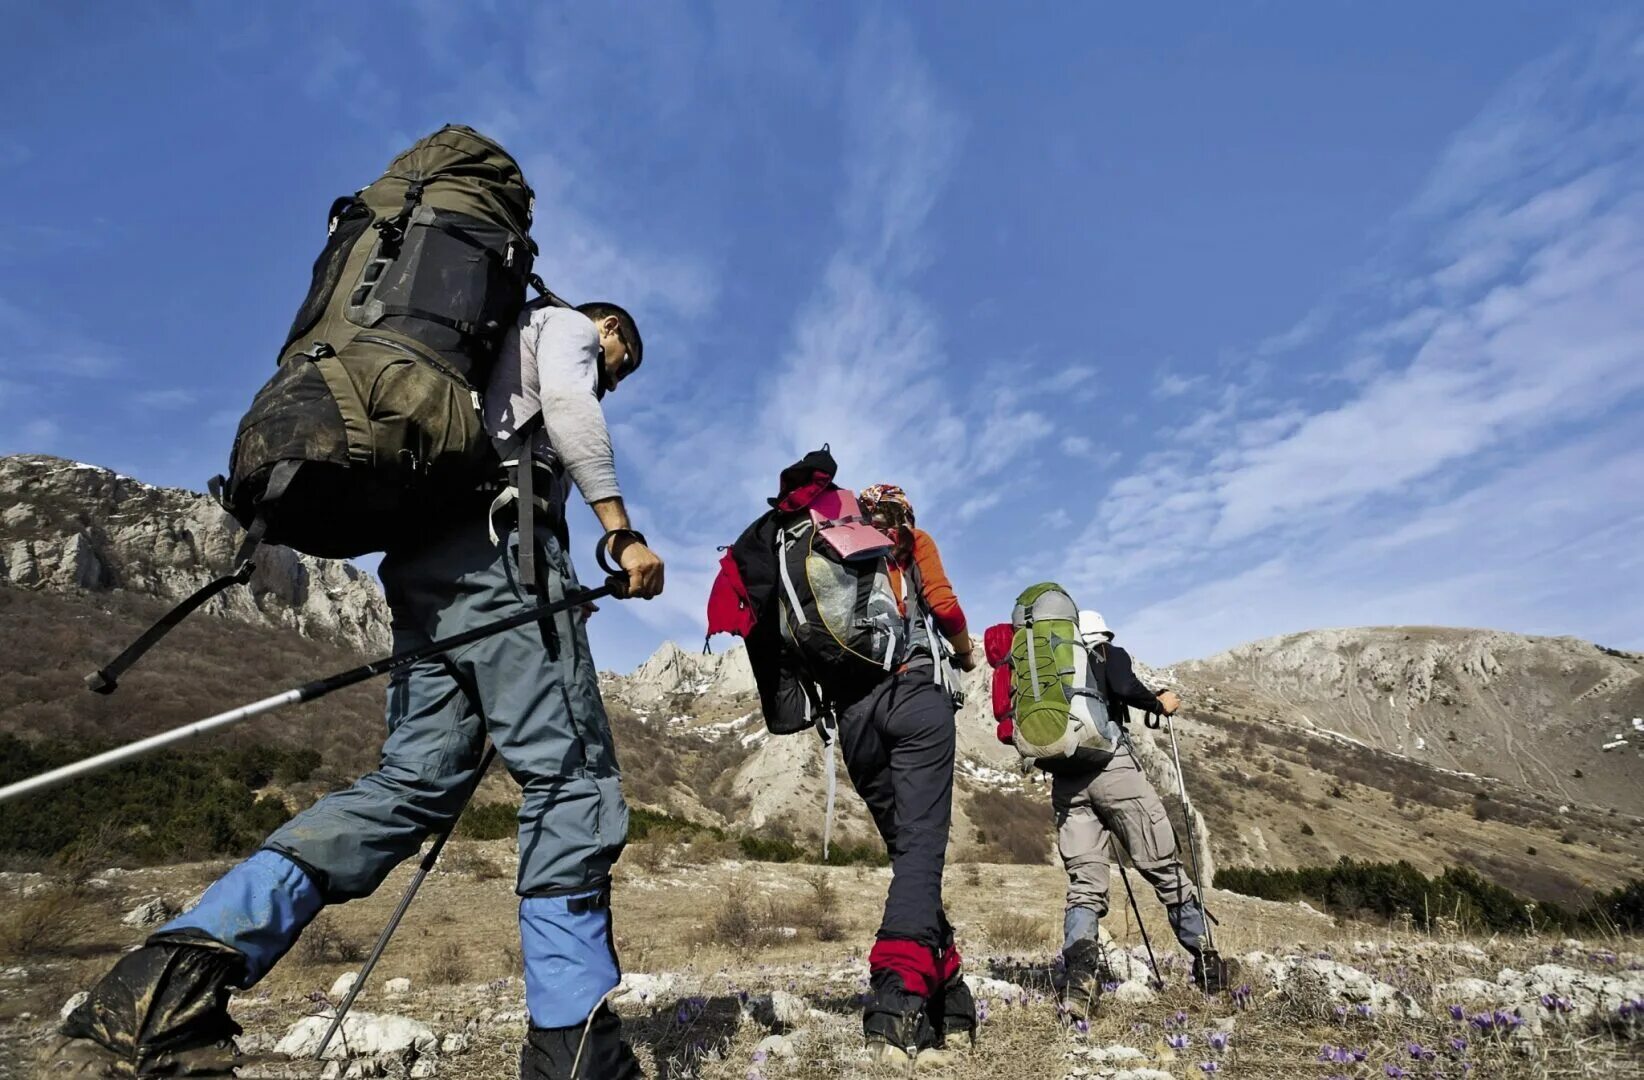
263, 510, 628, 900
152, 508, 630, 1028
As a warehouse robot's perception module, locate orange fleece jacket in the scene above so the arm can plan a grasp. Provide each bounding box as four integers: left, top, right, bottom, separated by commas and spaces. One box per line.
888, 527, 967, 638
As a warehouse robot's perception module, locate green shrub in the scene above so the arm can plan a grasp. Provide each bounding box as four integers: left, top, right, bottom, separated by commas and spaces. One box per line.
0, 735, 313, 864
1216, 857, 1640, 934
456, 801, 518, 840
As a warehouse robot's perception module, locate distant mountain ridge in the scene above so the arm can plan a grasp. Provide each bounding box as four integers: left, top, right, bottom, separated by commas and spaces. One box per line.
1173, 625, 1644, 816
0, 454, 388, 653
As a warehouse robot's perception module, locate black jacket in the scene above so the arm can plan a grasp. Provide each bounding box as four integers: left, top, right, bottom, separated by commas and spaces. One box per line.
1096, 643, 1165, 726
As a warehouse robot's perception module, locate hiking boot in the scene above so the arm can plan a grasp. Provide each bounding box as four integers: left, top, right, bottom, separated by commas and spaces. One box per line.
37, 1033, 244, 1076
53, 938, 246, 1076
863, 969, 941, 1068
520, 1005, 642, 1079
1191, 950, 1232, 995
926, 968, 976, 1051
1062, 937, 1104, 1011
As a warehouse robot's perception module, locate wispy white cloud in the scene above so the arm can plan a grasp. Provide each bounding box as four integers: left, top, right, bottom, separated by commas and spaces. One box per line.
1064, 23, 1644, 661
1152, 371, 1201, 399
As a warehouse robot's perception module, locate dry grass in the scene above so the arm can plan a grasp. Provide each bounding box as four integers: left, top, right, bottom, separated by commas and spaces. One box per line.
703, 876, 782, 955
0, 882, 98, 961
981, 911, 1057, 954
440, 843, 506, 883
422, 940, 472, 985
3, 849, 1637, 1079
294, 913, 366, 967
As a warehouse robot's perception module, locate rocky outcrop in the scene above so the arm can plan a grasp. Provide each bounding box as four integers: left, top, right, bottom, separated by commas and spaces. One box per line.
0, 454, 388, 652
612, 639, 758, 704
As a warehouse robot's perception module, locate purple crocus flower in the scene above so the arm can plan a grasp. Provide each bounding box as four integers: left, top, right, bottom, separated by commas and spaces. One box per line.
1449, 1037, 1468, 1053
977, 1000, 990, 1023
1385, 1066, 1409, 1078
1231, 983, 1253, 1010
1198, 1064, 1220, 1074
1334, 1005, 1349, 1020
1408, 1043, 1435, 1061
1352, 1049, 1368, 1062
1207, 1031, 1231, 1052
1448, 1004, 1465, 1021
1355, 1003, 1374, 1019
1102, 980, 1121, 993
1171, 1010, 1189, 1028
1168, 1034, 1190, 1050
1539, 993, 1574, 1014
1074, 1018, 1089, 1035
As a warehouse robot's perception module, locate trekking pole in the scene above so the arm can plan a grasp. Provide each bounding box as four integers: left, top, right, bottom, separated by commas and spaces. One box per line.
0, 575, 628, 805
315, 743, 498, 1059
1164, 712, 1217, 955
1110, 835, 1164, 989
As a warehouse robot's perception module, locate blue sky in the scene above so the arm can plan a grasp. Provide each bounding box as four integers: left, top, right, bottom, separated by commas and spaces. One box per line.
3, 4, 1641, 672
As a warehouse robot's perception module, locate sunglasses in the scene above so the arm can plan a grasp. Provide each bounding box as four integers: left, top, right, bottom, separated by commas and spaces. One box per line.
612, 327, 641, 382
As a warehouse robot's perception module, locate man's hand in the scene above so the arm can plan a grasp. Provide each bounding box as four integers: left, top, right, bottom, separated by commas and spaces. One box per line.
953, 646, 979, 673
615, 537, 665, 599
1157, 689, 1182, 716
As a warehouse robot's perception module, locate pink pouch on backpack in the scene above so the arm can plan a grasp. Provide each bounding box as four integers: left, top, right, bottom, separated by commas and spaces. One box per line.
809, 488, 894, 561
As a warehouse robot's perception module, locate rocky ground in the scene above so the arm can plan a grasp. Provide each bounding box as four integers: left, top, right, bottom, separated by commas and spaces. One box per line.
2, 845, 1640, 1079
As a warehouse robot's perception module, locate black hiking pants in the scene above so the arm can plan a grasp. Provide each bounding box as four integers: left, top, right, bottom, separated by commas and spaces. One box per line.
836, 668, 957, 948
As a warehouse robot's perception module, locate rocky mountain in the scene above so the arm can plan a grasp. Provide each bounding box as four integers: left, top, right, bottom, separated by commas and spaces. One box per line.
1172, 627, 1644, 817
0, 454, 388, 653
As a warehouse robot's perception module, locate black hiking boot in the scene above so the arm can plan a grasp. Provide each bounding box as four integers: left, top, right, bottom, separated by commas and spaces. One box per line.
863, 970, 948, 1069
925, 968, 976, 1051
47, 938, 246, 1076
1061, 938, 1104, 1013
1191, 949, 1232, 995
520, 1005, 642, 1079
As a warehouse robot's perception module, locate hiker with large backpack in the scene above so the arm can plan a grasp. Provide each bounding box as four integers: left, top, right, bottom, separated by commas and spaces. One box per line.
984, 590, 1221, 1008
50, 126, 662, 1079
705, 455, 978, 1068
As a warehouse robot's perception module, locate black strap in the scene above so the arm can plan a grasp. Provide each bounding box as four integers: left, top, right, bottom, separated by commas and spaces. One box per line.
525, 275, 571, 310
516, 442, 538, 595
375, 178, 425, 247
84, 461, 298, 694
595, 529, 647, 577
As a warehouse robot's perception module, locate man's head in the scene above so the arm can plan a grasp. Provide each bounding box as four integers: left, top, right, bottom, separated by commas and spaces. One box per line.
577, 301, 643, 397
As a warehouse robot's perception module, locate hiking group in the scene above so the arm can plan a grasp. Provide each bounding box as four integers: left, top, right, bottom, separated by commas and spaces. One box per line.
38, 126, 1219, 1078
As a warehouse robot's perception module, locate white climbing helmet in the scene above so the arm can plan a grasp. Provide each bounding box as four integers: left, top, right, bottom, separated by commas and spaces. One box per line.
1079, 610, 1115, 646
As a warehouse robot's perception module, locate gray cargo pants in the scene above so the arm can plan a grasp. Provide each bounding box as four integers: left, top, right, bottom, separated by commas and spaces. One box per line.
263, 508, 627, 900
1052, 750, 1196, 934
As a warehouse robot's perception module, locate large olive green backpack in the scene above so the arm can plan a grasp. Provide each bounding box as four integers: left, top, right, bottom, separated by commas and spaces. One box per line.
1006, 583, 1115, 767
88, 125, 545, 693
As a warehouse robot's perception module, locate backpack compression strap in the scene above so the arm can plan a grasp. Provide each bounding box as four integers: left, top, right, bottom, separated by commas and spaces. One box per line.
85, 460, 298, 694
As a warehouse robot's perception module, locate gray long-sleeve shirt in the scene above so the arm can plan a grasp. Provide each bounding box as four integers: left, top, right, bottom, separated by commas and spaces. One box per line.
485, 305, 622, 511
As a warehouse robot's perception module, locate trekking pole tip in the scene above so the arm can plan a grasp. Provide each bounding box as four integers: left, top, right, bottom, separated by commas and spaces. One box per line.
84, 669, 117, 695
